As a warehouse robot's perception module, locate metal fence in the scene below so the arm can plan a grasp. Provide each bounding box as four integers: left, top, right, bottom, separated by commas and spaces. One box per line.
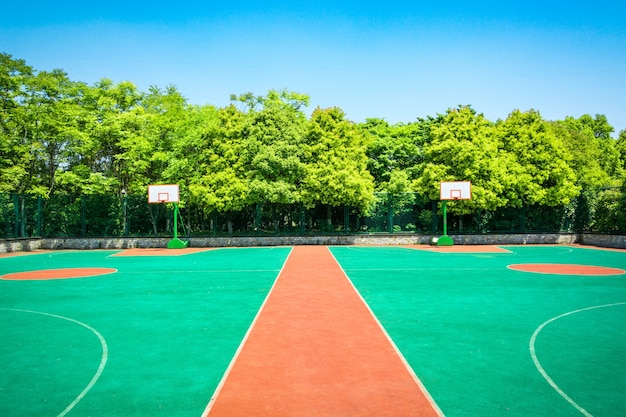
2, 188, 625, 239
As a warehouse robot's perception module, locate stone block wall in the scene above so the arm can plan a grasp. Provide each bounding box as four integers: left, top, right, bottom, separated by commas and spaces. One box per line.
2, 232, 616, 254
579, 233, 626, 249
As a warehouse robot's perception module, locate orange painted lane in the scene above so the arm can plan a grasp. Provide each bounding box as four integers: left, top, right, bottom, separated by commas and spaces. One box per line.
205, 246, 442, 417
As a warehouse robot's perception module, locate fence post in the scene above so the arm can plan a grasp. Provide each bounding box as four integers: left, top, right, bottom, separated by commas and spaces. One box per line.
12, 194, 19, 237
254, 203, 262, 231
299, 203, 305, 234
344, 206, 349, 234
122, 193, 129, 236
431, 201, 438, 234
37, 195, 42, 236
387, 194, 394, 233
81, 196, 87, 236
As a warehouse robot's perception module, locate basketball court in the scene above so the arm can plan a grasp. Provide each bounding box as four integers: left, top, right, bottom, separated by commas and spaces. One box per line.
1, 245, 625, 416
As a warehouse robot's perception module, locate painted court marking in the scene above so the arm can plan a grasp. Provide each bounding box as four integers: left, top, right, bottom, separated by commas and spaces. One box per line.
508, 264, 625, 276
111, 248, 215, 256
567, 244, 626, 253
0, 251, 48, 258
329, 249, 445, 417
203, 246, 443, 417
404, 245, 512, 253
202, 248, 292, 417
0, 308, 108, 417
1, 267, 117, 280
529, 302, 626, 417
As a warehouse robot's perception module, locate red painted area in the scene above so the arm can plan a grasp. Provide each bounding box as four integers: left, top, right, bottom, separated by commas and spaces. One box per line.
205, 246, 441, 417
1, 267, 117, 280
508, 264, 625, 275
0, 251, 48, 258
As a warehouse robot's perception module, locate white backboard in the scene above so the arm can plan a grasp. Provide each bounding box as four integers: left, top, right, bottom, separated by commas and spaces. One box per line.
148, 184, 180, 203
440, 181, 471, 200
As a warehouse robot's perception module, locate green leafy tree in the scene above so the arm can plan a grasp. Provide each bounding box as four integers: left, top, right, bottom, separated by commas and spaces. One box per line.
12, 68, 90, 196
362, 118, 424, 190
162, 101, 220, 195
85, 79, 146, 194
48, 81, 113, 195
1, 60, 96, 234
0, 53, 33, 194
413, 106, 513, 213
185, 104, 249, 219
553, 114, 621, 188
617, 129, 626, 172
302, 107, 374, 214
498, 109, 579, 207
112, 84, 199, 195
239, 90, 309, 205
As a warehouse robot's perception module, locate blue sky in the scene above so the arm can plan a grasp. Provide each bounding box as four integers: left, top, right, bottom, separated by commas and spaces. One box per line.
2, 1, 625, 133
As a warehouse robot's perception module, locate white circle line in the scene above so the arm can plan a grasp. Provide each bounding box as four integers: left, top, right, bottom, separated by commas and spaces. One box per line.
529, 302, 626, 417
0, 308, 108, 417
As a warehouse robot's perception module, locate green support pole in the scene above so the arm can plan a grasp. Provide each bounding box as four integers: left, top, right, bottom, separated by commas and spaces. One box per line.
437, 200, 454, 246
167, 203, 188, 249
443, 200, 447, 235
173, 203, 178, 239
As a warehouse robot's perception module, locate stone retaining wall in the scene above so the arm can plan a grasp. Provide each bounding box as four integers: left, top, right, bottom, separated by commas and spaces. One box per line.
579, 233, 626, 249
4, 232, 620, 254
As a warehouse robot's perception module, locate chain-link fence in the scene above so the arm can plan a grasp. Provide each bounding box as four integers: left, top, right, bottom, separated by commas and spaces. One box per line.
2, 188, 625, 239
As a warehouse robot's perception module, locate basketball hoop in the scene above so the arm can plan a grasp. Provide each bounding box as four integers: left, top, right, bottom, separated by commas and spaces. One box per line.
157, 192, 170, 203
450, 190, 462, 200
148, 185, 179, 204
440, 182, 471, 200
437, 181, 472, 247
147, 184, 188, 249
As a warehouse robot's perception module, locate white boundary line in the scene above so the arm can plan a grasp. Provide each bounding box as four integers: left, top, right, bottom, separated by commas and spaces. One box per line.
327, 247, 447, 417
0, 308, 108, 417
529, 301, 626, 417
200, 247, 294, 417
118, 269, 281, 275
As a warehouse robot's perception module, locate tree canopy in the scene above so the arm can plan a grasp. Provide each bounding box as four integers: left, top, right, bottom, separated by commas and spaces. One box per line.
1, 53, 624, 221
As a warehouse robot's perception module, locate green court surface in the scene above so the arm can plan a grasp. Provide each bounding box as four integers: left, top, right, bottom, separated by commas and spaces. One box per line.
1, 245, 625, 416
330, 245, 626, 417
0, 248, 290, 417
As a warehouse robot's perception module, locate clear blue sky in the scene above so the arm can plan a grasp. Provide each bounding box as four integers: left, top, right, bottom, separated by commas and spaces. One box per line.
2, 1, 625, 134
